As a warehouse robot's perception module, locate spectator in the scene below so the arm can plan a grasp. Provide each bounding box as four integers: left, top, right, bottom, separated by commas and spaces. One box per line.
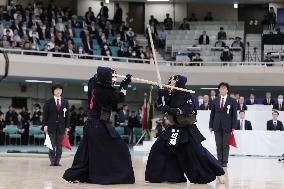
267, 111, 283, 131
113, 3, 123, 25
118, 104, 129, 128
209, 90, 217, 102
112, 35, 121, 46
126, 27, 135, 39
126, 12, 134, 28
128, 110, 139, 143
0, 112, 6, 145
179, 18, 190, 30
238, 96, 247, 111
97, 2, 109, 20
220, 46, 233, 62
198, 31, 209, 45
246, 93, 257, 105
197, 95, 203, 107
64, 42, 77, 58
85, 7, 95, 22
268, 7, 276, 33
101, 43, 112, 57
77, 107, 86, 126
82, 35, 94, 55
105, 23, 115, 37
5, 106, 18, 125
273, 95, 284, 111
192, 53, 203, 61
204, 12, 213, 21
149, 15, 158, 28
199, 95, 211, 110
189, 13, 198, 21
0, 105, 2, 115
236, 111, 252, 130
55, 32, 65, 51
264, 52, 274, 66
16, 114, 29, 145
235, 93, 240, 103
217, 27, 227, 40
231, 36, 244, 49
164, 13, 173, 30
31, 104, 42, 125
158, 27, 167, 48
263, 91, 275, 105
215, 37, 226, 47
1, 35, 10, 48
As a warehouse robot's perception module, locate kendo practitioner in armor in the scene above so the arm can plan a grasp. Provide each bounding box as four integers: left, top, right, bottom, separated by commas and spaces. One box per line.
145, 75, 225, 184
63, 66, 135, 184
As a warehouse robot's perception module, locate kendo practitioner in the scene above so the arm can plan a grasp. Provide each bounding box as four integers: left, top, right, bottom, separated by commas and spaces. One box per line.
145, 75, 224, 184
63, 66, 135, 184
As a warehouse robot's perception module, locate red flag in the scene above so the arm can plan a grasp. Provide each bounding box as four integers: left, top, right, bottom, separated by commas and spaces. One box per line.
142, 93, 148, 130
62, 134, 72, 150
229, 132, 237, 148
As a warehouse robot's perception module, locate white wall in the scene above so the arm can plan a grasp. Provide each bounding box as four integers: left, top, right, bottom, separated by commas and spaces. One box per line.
187, 3, 238, 21
145, 2, 187, 25
77, 0, 129, 21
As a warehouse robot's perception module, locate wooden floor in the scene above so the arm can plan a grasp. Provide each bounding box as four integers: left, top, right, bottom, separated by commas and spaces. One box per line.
0, 154, 284, 189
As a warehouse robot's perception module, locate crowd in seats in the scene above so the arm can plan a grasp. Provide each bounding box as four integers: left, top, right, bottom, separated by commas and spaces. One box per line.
0, 1, 154, 62
0, 104, 88, 146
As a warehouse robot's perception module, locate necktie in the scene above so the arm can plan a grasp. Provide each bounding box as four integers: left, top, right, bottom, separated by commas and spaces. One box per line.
274, 122, 277, 129
268, 99, 270, 104
221, 98, 224, 110
56, 98, 61, 112
241, 120, 244, 130
280, 104, 282, 110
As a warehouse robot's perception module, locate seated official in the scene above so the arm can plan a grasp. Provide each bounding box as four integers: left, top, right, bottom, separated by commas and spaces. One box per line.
267, 111, 284, 131
264, 52, 274, 67
246, 93, 257, 105
236, 110, 252, 130
273, 95, 284, 111
220, 46, 233, 62
199, 95, 211, 110
237, 96, 247, 111
215, 38, 226, 47
262, 91, 275, 105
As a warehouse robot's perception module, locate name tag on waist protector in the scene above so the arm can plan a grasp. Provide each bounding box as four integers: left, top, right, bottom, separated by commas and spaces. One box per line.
167, 128, 181, 147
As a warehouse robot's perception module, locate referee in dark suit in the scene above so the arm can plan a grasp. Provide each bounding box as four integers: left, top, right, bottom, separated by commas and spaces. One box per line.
43, 84, 70, 166
209, 82, 238, 167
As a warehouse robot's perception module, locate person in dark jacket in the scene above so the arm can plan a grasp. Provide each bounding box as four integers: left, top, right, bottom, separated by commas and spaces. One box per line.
146, 75, 225, 184
63, 67, 135, 184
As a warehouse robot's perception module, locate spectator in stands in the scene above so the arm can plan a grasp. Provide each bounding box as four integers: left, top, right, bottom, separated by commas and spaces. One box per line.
77, 107, 86, 126
273, 95, 284, 111
101, 43, 112, 58
231, 36, 244, 49
105, 23, 115, 37
215, 37, 226, 47
217, 27, 227, 40
199, 95, 211, 110
263, 91, 275, 105
204, 12, 213, 21
149, 15, 158, 28
179, 18, 190, 30
264, 52, 274, 66
189, 13, 198, 21
267, 111, 283, 131
1, 35, 10, 48
31, 104, 42, 125
220, 46, 233, 62
192, 53, 203, 61
235, 93, 240, 103
268, 7, 276, 33
158, 27, 167, 48
113, 3, 123, 25
97, 2, 109, 20
126, 27, 135, 39
236, 111, 252, 130
85, 7, 95, 22
198, 31, 209, 45
56, 17, 66, 33
0, 105, 3, 115
0, 112, 5, 145
82, 35, 93, 55
246, 93, 257, 105
164, 13, 173, 30
64, 42, 77, 58
55, 32, 65, 51
137, 47, 146, 60
126, 12, 134, 28
238, 96, 247, 111
5, 106, 18, 125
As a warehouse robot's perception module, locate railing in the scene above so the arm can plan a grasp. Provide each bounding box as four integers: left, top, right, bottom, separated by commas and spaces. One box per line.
1, 48, 284, 67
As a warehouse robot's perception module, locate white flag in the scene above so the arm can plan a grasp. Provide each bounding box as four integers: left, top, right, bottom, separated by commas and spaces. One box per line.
44, 134, 53, 150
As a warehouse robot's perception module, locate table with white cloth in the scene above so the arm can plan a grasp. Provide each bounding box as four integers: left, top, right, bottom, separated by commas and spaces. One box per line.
196, 110, 284, 156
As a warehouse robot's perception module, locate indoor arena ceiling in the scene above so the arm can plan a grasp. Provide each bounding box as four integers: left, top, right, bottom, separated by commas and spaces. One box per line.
112, 0, 283, 4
